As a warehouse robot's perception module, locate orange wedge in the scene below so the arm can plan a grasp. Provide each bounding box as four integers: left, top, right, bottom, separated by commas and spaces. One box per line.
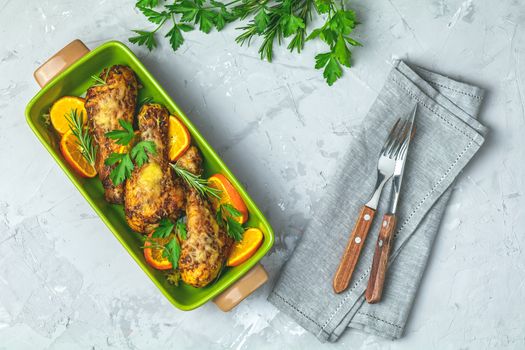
50, 96, 87, 135
144, 234, 173, 270
208, 173, 249, 224
227, 228, 263, 267
169, 115, 191, 161
60, 130, 97, 178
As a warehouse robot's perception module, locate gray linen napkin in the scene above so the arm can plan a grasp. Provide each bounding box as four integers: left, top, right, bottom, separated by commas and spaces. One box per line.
268, 60, 488, 342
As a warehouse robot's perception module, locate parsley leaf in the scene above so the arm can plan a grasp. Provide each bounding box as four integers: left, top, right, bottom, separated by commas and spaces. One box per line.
105, 119, 135, 145
136, 0, 159, 8
314, 0, 331, 14
170, 1, 199, 22
104, 121, 157, 185
197, 9, 217, 33
131, 140, 157, 167
323, 56, 343, 86
148, 218, 182, 270
179, 23, 194, 32
215, 11, 227, 30
164, 22, 194, 53
152, 218, 175, 238
329, 10, 356, 35
225, 216, 244, 241
105, 153, 134, 186
129, 30, 157, 51
163, 238, 181, 269
151, 218, 181, 270
216, 204, 244, 242
221, 203, 241, 218
334, 34, 351, 67
345, 36, 362, 47
306, 28, 322, 41
166, 25, 185, 51
314, 52, 331, 69
254, 9, 269, 33
281, 14, 305, 37
309, 7, 360, 84
176, 217, 187, 240
138, 7, 170, 24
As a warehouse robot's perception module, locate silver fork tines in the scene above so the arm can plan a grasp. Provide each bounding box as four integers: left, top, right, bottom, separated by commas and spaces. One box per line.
365, 116, 412, 210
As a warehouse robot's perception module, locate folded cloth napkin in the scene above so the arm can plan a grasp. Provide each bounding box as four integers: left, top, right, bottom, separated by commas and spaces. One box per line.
268, 60, 488, 342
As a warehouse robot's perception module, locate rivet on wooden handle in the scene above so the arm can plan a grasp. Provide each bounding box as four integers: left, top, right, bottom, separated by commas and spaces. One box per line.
34, 39, 90, 88
365, 214, 397, 303
333, 205, 376, 294
213, 263, 268, 312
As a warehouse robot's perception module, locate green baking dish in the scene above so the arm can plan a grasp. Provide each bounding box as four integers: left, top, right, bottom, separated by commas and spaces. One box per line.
25, 40, 274, 311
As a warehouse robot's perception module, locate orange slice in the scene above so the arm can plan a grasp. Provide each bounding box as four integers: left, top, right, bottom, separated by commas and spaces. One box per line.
144, 234, 173, 270
208, 173, 249, 224
60, 130, 97, 178
227, 228, 263, 267
50, 96, 87, 135
169, 115, 191, 161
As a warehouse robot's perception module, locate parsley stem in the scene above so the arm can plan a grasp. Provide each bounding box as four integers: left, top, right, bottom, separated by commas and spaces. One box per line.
153, 18, 168, 33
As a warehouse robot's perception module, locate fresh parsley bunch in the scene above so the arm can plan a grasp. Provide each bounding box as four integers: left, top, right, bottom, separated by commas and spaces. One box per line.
130, 0, 361, 85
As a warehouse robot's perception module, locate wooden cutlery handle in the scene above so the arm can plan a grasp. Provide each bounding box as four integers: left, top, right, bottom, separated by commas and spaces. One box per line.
365, 214, 397, 303
333, 206, 376, 294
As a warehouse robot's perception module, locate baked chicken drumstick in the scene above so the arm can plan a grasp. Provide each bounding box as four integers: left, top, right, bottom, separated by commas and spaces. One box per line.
124, 104, 185, 234
176, 147, 234, 288
85, 65, 138, 204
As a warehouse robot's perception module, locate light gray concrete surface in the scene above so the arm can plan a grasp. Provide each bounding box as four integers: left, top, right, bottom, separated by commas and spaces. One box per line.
1, 0, 524, 348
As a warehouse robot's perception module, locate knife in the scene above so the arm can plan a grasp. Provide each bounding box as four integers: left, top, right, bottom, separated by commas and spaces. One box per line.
333, 117, 411, 294
365, 105, 417, 303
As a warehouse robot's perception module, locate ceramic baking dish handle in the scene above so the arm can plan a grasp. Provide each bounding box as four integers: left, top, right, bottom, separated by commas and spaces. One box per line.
34, 39, 90, 87
213, 263, 268, 311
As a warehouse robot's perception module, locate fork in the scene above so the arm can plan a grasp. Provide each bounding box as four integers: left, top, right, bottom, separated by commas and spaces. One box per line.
366, 106, 416, 303
332, 117, 412, 294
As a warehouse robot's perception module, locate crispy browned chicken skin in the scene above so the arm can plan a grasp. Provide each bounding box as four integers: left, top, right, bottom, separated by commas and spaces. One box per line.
85, 65, 138, 204
124, 104, 185, 234
177, 147, 233, 288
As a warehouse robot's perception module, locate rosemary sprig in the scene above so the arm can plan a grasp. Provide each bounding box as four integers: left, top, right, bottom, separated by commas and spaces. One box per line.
170, 163, 221, 199
65, 109, 97, 166
90, 68, 110, 87
138, 96, 154, 109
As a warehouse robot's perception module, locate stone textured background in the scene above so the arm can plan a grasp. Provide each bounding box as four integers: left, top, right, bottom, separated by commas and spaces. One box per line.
1, 0, 524, 348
